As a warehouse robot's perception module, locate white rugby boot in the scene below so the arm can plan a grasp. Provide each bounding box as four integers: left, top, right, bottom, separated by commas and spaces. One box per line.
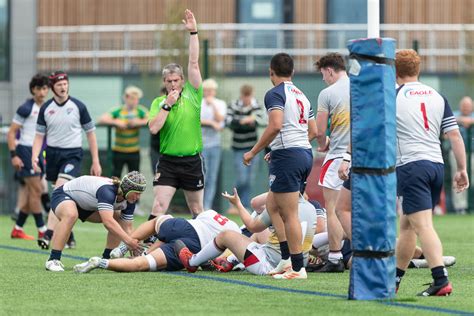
267, 258, 292, 276
273, 267, 308, 280
45, 259, 65, 272
73, 257, 101, 273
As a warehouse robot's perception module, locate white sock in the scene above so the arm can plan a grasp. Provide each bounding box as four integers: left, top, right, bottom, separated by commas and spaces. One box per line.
312, 232, 329, 249
328, 251, 343, 263
227, 254, 239, 265
118, 242, 128, 255
189, 239, 224, 267
14, 225, 23, 230
38, 226, 47, 233
99, 259, 109, 269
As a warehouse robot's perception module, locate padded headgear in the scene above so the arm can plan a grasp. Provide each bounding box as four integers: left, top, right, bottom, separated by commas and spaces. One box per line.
48, 70, 68, 87
48, 71, 69, 96
120, 171, 146, 197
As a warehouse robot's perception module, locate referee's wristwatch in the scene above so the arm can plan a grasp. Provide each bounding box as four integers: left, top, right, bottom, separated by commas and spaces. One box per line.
162, 103, 172, 111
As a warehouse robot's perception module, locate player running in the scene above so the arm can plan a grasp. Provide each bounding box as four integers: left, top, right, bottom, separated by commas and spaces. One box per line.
44, 172, 145, 271
73, 210, 240, 273
33, 71, 102, 249
393, 50, 468, 296
243, 53, 317, 279
175, 188, 316, 277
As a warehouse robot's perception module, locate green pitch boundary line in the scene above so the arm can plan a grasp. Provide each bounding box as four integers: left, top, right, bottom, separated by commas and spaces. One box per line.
1, 244, 472, 316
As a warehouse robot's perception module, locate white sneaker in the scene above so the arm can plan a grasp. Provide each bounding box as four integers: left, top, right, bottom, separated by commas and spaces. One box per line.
273, 267, 307, 280
45, 259, 64, 272
268, 258, 292, 276
73, 257, 101, 273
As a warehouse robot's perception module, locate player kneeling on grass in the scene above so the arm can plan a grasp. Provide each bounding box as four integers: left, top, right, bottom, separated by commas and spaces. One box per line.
73, 209, 240, 273
175, 188, 316, 279
45, 172, 145, 271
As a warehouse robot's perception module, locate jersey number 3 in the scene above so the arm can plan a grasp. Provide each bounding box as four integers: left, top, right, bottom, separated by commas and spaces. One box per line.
420, 103, 429, 131
296, 99, 307, 124
213, 214, 229, 226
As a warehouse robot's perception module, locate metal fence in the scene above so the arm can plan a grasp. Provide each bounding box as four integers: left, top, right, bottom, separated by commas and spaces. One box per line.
37, 23, 474, 74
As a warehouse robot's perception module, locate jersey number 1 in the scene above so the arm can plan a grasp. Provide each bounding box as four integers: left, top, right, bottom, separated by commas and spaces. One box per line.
213, 214, 229, 226
296, 99, 307, 124
420, 103, 429, 131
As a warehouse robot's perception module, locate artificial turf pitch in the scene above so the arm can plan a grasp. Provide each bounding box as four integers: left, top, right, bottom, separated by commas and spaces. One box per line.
1, 214, 473, 315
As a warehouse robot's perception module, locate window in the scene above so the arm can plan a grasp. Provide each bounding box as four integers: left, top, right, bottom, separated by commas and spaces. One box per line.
326, 0, 384, 48
0, 0, 9, 81
236, 0, 293, 73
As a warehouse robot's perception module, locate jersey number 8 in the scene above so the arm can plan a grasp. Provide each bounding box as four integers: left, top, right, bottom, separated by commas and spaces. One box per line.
213, 214, 229, 226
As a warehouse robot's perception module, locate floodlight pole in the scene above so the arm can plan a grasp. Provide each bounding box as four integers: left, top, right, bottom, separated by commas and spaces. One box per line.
367, 0, 380, 38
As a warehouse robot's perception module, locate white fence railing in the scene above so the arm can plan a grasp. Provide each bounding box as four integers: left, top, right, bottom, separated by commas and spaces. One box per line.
37, 23, 474, 74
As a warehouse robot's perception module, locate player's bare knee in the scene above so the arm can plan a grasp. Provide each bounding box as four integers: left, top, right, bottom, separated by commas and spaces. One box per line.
189, 205, 202, 216
152, 200, 166, 216
411, 222, 434, 235
60, 210, 78, 223
215, 232, 230, 248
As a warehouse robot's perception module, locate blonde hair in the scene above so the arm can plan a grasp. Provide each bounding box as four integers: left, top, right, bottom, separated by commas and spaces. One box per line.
202, 78, 218, 90
395, 49, 421, 78
111, 176, 123, 195
124, 85, 143, 99
240, 84, 254, 96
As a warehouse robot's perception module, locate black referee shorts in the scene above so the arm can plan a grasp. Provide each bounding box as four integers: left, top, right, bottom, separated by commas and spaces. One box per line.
153, 153, 205, 191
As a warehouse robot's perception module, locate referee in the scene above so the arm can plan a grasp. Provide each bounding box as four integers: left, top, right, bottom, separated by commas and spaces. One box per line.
149, 9, 204, 219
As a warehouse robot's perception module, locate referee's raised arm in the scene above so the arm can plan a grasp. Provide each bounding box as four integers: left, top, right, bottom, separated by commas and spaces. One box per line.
183, 9, 202, 89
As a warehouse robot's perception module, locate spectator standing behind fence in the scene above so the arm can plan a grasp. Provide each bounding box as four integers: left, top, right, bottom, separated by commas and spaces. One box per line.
200, 78, 227, 210
450, 96, 474, 213
99, 86, 149, 177
226, 85, 266, 209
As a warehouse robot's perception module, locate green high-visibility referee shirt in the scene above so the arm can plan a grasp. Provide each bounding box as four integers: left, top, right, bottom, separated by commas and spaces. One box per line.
149, 81, 203, 156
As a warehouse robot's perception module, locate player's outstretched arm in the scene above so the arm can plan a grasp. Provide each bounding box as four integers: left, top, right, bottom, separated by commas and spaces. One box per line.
183, 9, 202, 89
99, 210, 141, 252
222, 188, 267, 232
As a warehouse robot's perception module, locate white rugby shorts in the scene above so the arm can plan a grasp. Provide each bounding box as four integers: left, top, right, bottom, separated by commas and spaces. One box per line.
244, 242, 275, 276
318, 157, 344, 190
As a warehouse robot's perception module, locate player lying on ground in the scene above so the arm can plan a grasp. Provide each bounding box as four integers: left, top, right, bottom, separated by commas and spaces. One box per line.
210, 191, 328, 273
45, 172, 145, 272
174, 188, 316, 279
73, 210, 240, 273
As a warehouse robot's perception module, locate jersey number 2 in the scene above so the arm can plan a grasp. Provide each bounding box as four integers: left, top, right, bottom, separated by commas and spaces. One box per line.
213, 214, 229, 226
420, 103, 429, 131
296, 99, 307, 124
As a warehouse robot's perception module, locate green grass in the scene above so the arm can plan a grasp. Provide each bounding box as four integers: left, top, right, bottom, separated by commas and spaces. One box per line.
1, 214, 473, 315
